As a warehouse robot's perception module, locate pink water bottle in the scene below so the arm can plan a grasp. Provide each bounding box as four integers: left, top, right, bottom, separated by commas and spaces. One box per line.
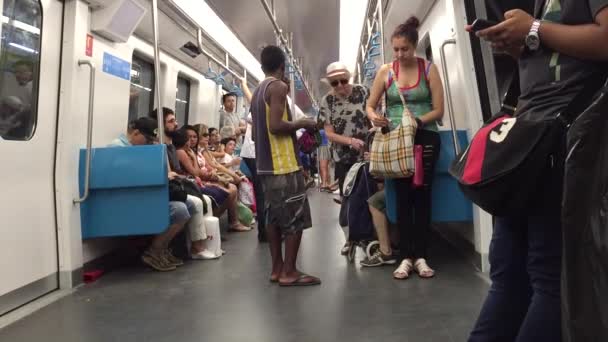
412, 145, 424, 188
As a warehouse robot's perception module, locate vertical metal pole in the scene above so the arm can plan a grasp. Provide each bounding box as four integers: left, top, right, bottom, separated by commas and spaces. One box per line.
290, 33, 296, 119
377, 0, 385, 65
151, 0, 165, 143
377, 0, 386, 110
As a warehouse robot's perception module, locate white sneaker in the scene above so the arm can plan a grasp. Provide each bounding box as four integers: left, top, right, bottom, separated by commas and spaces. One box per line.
191, 249, 220, 260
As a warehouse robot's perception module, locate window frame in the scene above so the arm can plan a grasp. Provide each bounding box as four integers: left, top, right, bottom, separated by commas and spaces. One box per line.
0, 0, 43, 141
128, 53, 155, 122
175, 74, 191, 125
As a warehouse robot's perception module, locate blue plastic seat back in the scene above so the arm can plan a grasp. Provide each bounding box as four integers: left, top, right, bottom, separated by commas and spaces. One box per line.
432, 130, 472, 222
79, 144, 170, 239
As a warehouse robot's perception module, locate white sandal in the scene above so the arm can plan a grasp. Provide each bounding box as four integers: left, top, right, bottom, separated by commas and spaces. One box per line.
414, 258, 435, 278
393, 259, 413, 280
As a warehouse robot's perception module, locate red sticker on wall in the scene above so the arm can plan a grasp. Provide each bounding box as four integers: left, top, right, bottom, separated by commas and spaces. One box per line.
85, 34, 93, 57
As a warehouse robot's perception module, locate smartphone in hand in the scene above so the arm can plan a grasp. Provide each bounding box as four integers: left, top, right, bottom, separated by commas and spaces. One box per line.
471, 19, 498, 32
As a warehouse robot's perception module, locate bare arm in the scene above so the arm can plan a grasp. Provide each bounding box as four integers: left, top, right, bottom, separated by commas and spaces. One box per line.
240, 79, 253, 103
210, 150, 226, 159
176, 150, 202, 177
539, 8, 608, 61
475, 8, 608, 61
267, 81, 313, 134
421, 63, 444, 125
366, 64, 390, 127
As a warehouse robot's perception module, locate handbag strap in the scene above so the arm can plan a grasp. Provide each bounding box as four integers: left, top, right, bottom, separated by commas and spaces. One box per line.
498, 71, 607, 123
385, 64, 414, 120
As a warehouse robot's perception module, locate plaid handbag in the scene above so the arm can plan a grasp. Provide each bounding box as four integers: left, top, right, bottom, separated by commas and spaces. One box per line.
369, 88, 417, 178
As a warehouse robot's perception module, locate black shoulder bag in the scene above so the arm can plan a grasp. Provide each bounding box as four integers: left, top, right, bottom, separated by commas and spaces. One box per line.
449, 75, 607, 216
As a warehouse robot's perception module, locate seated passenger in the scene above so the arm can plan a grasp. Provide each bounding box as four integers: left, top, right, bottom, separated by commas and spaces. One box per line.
219, 137, 241, 172
199, 127, 243, 185
175, 126, 251, 233
207, 127, 226, 160
0, 96, 26, 140
109, 117, 217, 270
147, 109, 223, 260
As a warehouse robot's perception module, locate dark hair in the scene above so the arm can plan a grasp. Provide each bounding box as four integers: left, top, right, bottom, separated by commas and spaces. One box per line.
181, 125, 199, 151
261, 45, 286, 73
222, 92, 238, 103
208, 127, 218, 135
392, 16, 420, 46
172, 129, 189, 149
149, 107, 175, 122
221, 137, 236, 146
14, 60, 33, 71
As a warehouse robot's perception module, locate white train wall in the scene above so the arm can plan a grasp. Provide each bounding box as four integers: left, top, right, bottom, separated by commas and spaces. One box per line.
54, 0, 233, 288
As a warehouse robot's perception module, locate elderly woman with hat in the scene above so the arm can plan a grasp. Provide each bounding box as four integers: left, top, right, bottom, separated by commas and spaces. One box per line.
318, 61, 371, 256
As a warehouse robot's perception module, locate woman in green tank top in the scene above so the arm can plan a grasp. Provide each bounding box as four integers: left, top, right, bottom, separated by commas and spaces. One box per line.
364, 16, 445, 280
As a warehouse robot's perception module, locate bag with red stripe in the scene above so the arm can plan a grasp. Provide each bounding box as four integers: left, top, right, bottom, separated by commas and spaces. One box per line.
449, 76, 606, 216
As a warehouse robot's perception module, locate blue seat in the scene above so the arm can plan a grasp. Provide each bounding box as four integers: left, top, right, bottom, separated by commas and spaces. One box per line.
79, 144, 170, 239
431, 130, 473, 222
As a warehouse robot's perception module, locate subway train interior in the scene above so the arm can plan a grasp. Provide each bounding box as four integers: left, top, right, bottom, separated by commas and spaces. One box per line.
1, 0, 601, 341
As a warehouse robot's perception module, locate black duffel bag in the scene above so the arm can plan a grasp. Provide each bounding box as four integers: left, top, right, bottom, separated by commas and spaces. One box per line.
449, 76, 607, 216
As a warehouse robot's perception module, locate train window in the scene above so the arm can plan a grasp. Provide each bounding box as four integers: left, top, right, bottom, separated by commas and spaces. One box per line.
0, 0, 42, 141
175, 76, 190, 125
128, 54, 155, 121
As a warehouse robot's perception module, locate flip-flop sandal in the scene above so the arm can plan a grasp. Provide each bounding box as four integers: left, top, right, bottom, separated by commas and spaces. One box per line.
279, 274, 321, 287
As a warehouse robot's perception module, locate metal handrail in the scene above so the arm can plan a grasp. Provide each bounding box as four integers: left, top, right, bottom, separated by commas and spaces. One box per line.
439, 39, 461, 156
259, 0, 316, 105
74, 60, 95, 204
151, 0, 165, 144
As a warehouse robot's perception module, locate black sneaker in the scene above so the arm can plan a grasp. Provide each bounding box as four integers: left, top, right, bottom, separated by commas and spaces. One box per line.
360, 250, 397, 267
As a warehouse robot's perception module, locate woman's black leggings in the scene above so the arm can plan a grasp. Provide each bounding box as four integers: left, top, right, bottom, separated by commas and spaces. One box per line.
395, 130, 441, 260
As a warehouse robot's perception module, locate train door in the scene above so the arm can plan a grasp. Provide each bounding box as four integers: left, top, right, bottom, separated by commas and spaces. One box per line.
0, 0, 63, 315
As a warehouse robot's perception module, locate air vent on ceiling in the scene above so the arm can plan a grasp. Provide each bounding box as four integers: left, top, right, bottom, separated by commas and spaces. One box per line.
180, 41, 202, 58
91, 0, 147, 43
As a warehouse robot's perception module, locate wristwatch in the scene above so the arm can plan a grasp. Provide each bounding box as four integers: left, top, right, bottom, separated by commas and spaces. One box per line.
525, 20, 542, 51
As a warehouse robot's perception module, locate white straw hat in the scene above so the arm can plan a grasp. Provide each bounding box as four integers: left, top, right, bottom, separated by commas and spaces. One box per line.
323, 61, 351, 80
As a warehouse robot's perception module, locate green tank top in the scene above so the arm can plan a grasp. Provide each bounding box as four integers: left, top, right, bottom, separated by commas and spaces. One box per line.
386, 58, 438, 132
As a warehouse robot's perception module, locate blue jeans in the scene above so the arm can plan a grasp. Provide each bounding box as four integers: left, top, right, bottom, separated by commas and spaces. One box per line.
468, 215, 562, 342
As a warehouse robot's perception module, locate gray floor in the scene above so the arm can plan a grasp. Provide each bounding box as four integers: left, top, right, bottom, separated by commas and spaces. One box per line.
0, 191, 489, 342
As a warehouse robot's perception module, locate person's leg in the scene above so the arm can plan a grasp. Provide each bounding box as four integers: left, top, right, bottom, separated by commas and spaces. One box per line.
276, 172, 319, 286
143, 202, 189, 271
225, 183, 250, 231
267, 223, 283, 281
515, 214, 562, 342
185, 195, 208, 254
320, 159, 329, 187
392, 178, 415, 278
370, 206, 391, 255
468, 216, 532, 342
411, 131, 441, 276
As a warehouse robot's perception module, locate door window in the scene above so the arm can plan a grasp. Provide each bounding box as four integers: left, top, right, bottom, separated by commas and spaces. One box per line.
0, 0, 42, 141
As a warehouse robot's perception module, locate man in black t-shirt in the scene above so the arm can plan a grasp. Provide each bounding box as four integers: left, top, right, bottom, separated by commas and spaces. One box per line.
466, 2, 608, 342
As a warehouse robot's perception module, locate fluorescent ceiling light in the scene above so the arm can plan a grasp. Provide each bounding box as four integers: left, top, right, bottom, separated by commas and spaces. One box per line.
131, 83, 152, 92
2, 16, 40, 35
9, 42, 37, 54
339, 0, 369, 76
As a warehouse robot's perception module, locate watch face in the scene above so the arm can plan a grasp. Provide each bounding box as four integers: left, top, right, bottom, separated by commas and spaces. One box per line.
526, 34, 540, 50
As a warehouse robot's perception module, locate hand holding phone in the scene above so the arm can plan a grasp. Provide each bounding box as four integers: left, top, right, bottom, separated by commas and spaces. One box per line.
470, 19, 498, 32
